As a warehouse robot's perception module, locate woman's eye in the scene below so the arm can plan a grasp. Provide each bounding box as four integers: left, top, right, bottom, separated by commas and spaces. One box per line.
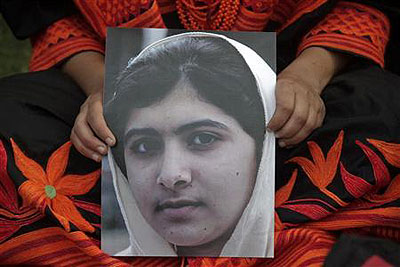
189, 132, 220, 149
131, 138, 162, 155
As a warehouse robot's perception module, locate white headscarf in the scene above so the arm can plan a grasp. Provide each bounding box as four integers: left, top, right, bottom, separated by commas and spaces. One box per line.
108, 32, 276, 257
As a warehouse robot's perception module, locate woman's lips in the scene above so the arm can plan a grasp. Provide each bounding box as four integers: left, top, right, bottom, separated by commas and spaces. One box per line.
156, 199, 204, 221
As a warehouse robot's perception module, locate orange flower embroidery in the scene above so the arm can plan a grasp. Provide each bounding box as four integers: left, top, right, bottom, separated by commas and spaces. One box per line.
367, 139, 400, 168
287, 130, 346, 206
365, 174, 400, 204
340, 162, 373, 198
365, 139, 400, 204
11, 139, 100, 233
275, 169, 297, 208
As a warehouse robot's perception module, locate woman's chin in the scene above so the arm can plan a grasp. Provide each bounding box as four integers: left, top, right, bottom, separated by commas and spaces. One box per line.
167, 230, 229, 257
163, 228, 211, 247
159, 224, 234, 257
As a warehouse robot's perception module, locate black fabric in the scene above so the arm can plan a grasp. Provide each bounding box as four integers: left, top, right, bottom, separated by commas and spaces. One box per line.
0, 69, 100, 239
345, 1, 400, 76
275, 62, 400, 191
0, 68, 84, 166
0, 0, 76, 39
162, 11, 183, 29
324, 234, 400, 267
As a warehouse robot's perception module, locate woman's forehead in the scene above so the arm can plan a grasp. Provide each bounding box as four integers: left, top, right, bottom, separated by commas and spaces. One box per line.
124, 86, 241, 135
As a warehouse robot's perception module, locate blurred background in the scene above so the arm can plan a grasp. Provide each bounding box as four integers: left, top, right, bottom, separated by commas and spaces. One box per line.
0, 14, 31, 78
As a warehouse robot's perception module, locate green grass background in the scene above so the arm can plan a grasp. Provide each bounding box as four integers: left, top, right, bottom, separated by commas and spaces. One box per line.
0, 15, 31, 78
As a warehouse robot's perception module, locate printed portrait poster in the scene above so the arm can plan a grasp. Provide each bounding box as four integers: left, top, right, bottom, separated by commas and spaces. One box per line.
102, 28, 276, 258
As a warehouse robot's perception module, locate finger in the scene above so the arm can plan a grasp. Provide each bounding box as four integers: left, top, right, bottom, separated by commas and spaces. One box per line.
276, 91, 309, 141
87, 96, 116, 146
316, 99, 326, 128
72, 115, 109, 155
267, 83, 295, 131
71, 130, 103, 162
279, 106, 318, 146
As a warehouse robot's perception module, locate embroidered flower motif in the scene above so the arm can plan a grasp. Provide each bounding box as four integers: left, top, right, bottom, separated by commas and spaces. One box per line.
356, 140, 391, 192
362, 139, 400, 204
11, 140, 100, 233
0, 140, 19, 212
287, 130, 346, 206
0, 140, 43, 242
340, 162, 373, 198
364, 174, 400, 204
275, 169, 297, 208
367, 139, 400, 168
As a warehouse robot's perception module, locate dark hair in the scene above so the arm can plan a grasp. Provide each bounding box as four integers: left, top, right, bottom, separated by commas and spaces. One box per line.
105, 36, 265, 175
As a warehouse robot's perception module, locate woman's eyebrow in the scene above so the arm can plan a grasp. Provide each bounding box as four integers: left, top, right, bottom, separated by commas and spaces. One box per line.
174, 119, 228, 135
124, 128, 159, 141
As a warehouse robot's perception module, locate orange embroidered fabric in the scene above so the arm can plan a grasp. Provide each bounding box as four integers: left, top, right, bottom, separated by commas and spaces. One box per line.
30, 0, 166, 71
11, 140, 100, 233
74, 0, 166, 39
270, 0, 328, 32
232, 2, 275, 31
29, 15, 105, 71
286, 130, 346, 206
278, 130, 400, 220
298, 1, 390, 67
29, 0, 390, 71
176, 0, 241, 30
96, 0, 153, 28
1, 131, 400, 266
0, 227, 129, 266
276, 131, 400, 236
157, 0, 177, 14
0, 140, 43, 243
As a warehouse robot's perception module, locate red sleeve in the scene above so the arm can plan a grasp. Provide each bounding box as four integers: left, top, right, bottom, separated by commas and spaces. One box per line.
29, 0, 166, 72
29, 14, 105, 72
297, 1, 390, 68
73, 0, 165, 40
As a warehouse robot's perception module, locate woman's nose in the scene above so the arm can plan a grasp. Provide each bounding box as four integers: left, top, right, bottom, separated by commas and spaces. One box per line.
156, 145, 192, 190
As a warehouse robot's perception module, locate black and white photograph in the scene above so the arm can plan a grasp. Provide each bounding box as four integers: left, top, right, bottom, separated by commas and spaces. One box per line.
101, 28, 276, 257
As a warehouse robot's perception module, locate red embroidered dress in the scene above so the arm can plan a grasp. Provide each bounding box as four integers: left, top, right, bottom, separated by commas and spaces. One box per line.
1, 1, 395, 266
29, 0, 389, 71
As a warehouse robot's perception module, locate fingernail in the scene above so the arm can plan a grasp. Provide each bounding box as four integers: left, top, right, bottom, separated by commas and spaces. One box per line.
278, 140, 286, 147
97, 146, 106, 154
92, 153, 102, 162
275, 133, 281, 138
105, 137, 115, 146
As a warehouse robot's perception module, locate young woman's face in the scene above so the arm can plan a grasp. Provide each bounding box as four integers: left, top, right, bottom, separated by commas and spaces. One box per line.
124, 84, 257, 249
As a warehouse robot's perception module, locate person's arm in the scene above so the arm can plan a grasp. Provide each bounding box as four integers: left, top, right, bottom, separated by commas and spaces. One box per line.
268, 47, 350, 147
28, 1, 163, 161
28, 13, 110, 161
297, 1, 390, 69
269, 1, 390, 148
61, 51, 115, 162
62, 51, 105, 96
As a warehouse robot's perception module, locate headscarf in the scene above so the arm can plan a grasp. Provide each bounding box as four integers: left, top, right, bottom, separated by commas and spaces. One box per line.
107, 32, 276, 257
